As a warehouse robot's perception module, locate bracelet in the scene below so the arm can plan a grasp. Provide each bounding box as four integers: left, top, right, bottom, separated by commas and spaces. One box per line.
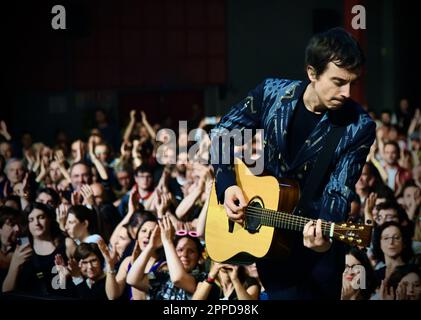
107, 267, 117, 274
206, 276, 215, 284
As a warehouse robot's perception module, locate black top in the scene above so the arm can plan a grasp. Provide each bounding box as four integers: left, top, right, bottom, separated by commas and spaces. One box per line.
286, 95, 324, 164
76, 276, 108, 300
16, 241, 74, 298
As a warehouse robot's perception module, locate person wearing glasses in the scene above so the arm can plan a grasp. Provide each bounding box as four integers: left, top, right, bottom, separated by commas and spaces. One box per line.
371, 221, 414, 284
127, 215, 205, 300
117, 164, 154, 217
72, 242, 108, 300
341, 246, 378, 300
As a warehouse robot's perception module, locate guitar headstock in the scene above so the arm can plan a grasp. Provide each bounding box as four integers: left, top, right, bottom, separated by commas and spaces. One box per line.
333, 222, 373, 247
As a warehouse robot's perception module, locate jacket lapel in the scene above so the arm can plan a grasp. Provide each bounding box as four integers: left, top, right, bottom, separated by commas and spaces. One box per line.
276, 80, 309, 169
288, 112, 331, 172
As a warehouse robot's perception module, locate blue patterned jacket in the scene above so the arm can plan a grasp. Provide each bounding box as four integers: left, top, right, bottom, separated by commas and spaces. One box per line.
211, 78, 376, 224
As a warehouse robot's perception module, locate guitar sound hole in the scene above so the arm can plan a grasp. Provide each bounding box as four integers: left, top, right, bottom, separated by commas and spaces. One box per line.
245, 197, 264, 233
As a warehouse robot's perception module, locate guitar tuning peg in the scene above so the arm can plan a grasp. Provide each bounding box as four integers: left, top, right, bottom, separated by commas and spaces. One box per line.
341, 224, 347, 227
339, 235, 345, 240
356, 239, 362, 244
359, 226, 364, 230
350, 225, 355, 229
348, 237, 354, 242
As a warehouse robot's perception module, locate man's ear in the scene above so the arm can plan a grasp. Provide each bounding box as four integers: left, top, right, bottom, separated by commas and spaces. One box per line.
306, 65, 318, 82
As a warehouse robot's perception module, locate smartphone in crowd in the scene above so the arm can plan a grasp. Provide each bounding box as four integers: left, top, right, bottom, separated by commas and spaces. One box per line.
18, 237, 30, 246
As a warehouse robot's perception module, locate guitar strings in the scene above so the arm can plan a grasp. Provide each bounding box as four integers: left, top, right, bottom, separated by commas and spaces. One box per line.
244, 207, 343, 238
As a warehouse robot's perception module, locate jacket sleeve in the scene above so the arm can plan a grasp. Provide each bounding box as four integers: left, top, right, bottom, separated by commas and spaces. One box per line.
318, 119, 376, 223
210, 80, 266, 203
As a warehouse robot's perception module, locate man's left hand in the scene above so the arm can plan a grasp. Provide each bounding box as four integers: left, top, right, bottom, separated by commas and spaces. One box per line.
303, 219, 332, 253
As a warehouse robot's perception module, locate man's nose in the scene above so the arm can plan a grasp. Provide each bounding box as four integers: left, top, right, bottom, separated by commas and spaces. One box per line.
340, 84, 351, 98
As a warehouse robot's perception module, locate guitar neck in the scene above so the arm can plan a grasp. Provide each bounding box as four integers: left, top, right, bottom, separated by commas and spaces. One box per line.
246, 207, 334, 237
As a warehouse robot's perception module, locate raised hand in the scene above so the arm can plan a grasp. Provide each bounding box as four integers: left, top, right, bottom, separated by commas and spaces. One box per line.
130, 110, 136, 122
54, 254, 70, 283
98, 239, 119, 270
80, 184, 94, 206
10, 243, 33, 270
71, 191, 82, 205
56, 203, 69, 231
0, 120, 11, 140
146, 225, 162, 251
67, 258, 82, 278
158, 215, 174, 245
379, 279, 395, 300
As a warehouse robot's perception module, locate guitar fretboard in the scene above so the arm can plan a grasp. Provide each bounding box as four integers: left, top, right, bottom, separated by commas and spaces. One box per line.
245, 206, 332, 236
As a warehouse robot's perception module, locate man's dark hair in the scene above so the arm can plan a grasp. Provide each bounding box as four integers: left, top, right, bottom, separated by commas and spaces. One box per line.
134, 163, 154, 177
0, 206, 23, 228
384, 140, 400, 157
69, 161, 92, 178
305, 27, 365, 77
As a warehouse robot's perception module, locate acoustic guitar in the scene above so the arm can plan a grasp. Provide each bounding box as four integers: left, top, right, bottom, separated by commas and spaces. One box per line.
205, 158, 372, 264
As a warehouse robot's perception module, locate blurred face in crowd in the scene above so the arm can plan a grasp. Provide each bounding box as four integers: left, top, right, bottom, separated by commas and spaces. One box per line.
343, 254, 364, 285
356, 164, 375, 190
0, 218, 21, 248
176, 152, 188, 175
307, 62, 359, 111
49, 161, 62, 183
6, 160, 25, 185
90, 183, 105, 206
70, 163, 91, 190
176, 237, 200, 273
381, 112, 391, 125
95, 110, 107, 124
399, 99, 409, 112
28, 208, 50, 239
36, 192, 55, 207
113, 227, 132, 257
94, 144, 109, 164
403, 185, 420, 209
383, 144, 399, 166
137, 221, 158, 251
41, 146, 53, 162
380, 226, 403, 259
376, 208, 399, 226
65, 213, 88, 241
413, 165, 421, 184
0, 142, 13, 161
116, 170, 131, 190
21, 133, 33, 149
79, 253, 103, 281
135, 171, 153, 191
399, 272, 421, 300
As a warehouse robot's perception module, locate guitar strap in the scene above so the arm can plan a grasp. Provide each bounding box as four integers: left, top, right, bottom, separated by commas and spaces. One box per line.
293, 124, 346, 218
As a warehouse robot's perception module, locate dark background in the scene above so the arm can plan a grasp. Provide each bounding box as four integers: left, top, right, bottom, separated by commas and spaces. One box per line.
1, 0, 419, 144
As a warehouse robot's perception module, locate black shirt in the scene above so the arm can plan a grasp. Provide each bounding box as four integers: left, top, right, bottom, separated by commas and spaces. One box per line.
286, 95, 324, 164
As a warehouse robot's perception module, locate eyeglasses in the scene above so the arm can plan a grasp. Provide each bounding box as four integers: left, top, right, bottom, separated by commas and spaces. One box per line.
175, 230, 199, 237
344, 264, 364, 272
381, 235, 402, 242
80, 258, 100, 267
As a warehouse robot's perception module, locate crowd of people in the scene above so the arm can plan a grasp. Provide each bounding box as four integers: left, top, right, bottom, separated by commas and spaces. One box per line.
0, 98, 420, 300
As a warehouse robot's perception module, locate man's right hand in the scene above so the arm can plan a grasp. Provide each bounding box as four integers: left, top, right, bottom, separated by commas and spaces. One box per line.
223, 185, 247, 225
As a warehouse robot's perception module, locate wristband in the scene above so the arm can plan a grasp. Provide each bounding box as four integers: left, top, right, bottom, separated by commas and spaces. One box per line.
206, 276, 215, 284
